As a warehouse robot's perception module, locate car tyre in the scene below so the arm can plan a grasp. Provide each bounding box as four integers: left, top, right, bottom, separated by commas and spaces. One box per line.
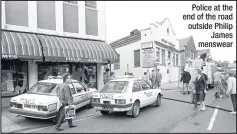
86, 99, 93, 109
100, 110, 109, 115
131, 101, 140, 118
155, 94, 161, 107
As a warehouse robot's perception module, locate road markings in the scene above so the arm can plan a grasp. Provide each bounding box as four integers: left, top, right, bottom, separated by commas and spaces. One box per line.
22, 113, 101, 133
207, 106, 219, 131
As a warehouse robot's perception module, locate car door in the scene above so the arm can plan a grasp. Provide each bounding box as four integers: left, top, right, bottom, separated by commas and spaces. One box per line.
139, 80, 155, 105
67, 83, 79, 106
132, 80, 147, 108
72, 82, 90, 108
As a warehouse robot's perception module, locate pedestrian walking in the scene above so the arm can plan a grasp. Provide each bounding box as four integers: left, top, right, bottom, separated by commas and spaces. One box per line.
194, 68, 207, 111
180, 68, 191, 94
150, 69, 156, 89
142, 72, 151, 85
226, 72, 236, 115
155, 69, 162, 89
55, 73, 77, 131
104, 68, 110, 85
213, 69, 225, 100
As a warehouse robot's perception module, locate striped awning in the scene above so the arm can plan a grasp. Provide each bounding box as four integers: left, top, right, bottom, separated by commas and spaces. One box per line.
1, 31, 43, 61
37, 35, 118, 63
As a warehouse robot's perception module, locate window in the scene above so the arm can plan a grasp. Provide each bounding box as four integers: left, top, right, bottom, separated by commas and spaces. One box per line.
63, 1, 79, 33
161, 49, 166, 65
134, 50, 140, 67
5, 1, 28, 27
156, 47, 160, 62
29, 82, 58, 95
68, 84, 77, 95
37, 1, 56, 30
139, 80, 150, 90
73, 82, 85, 93
99, 81, 128, 93
114, 54, 120, 70
85, 1, 98, 36
132, 81, 142, 92
1, 60, 28, 96
173, 53, 175, 65
176, 54, 179, 66
167, 28, 169, 35
85, 1, 97, 9
168, 51, 171, 59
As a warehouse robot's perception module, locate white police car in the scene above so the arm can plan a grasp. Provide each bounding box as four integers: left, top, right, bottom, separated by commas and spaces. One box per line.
92, 76, 163, 118
9, 78, 96, 123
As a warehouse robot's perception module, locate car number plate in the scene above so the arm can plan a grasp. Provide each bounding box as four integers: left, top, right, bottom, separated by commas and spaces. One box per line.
24, 104, 38, 109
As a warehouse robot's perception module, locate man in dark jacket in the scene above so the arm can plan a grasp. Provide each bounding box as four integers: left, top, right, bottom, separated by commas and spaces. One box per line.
180, 69, 191, 94
55, 73, 77, 131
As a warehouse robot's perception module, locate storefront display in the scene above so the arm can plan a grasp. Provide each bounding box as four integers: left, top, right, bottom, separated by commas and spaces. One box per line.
1, 59, 28, 96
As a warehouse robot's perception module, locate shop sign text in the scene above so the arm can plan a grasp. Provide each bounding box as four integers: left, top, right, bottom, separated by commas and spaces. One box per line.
2, 55, 17, 59
161, 38, 175, 47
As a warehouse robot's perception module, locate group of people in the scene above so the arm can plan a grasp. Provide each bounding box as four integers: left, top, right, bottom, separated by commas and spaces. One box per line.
180, 67, 236, 114
142, 68, 162, 89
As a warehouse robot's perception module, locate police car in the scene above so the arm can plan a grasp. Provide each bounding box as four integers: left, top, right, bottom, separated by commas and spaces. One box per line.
8, 78, 97, 123
92, 76, 163, 118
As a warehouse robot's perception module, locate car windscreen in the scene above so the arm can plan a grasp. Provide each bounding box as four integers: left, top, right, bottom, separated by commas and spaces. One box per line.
99, 81, 129, 93
28, 82, 59, 95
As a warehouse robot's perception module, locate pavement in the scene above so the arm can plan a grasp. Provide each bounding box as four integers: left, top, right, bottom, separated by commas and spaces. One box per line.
1, 84, 236, 133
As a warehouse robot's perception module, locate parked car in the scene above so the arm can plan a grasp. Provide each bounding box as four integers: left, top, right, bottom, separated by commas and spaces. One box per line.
92, 76, 163, 118
8, 78, 97, 123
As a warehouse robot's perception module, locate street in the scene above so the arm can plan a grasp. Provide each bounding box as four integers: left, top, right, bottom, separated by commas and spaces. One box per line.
2, 88, 236, 133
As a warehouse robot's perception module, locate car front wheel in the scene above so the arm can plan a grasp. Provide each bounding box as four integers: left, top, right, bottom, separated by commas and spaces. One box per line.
132, 101, 140, 118
154, 95, 161, 107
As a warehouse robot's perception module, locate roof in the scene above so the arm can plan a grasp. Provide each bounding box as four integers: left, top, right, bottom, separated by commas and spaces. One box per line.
197, 49, 210, 55
109, 30, 141, 49
39, 79, 78, 84
109, 18, 176, 49
179, 36, 192, 50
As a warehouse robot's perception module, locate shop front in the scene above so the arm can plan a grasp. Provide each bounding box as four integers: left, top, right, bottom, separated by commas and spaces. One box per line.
1, 30, 118, 107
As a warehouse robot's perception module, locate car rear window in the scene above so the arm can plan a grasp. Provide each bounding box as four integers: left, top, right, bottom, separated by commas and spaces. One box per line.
28, 82, 59, 95
99, 81, 129, 93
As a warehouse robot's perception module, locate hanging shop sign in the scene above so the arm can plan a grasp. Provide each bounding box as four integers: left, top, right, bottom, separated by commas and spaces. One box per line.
141, 42, 153, 49
142, 48, 155, 68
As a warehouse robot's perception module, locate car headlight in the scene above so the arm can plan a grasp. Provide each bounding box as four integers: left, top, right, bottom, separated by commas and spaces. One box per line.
48, 103, 57, 112
38, 105, 48, 111
115, 99, 126, 104
92, 98, 100, 103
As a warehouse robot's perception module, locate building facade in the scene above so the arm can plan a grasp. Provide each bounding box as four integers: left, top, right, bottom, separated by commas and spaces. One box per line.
179, 36, 197, 72
1, 1, 118, 106
110, 18, 180, 84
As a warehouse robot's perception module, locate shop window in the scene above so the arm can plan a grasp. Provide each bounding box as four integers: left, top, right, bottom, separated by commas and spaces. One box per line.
85, 1, 98, 36
161, 49, 166, 65
134, 50, 140, 67
5, 1, 28, 27
63, 1, 79, 33
1, 60, 28, 96
37, 1, 56, 30
114, 54, 120, 70
173, 53, 175, 65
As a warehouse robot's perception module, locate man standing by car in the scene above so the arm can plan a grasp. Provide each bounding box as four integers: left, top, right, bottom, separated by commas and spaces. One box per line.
55, 73, 77, 131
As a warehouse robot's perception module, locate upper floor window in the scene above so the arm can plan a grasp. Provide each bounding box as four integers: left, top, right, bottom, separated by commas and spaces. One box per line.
5, 1, 28, 27
63, 1, 79, 33
85, 1, 97, 9
156, 47, 160, 62
167, 28, 169, 35
37, 1, 56, 30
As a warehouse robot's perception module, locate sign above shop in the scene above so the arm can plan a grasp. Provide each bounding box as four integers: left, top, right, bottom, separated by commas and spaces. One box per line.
2, 55, 17, 59
161, 38, 175, 47
142, 48, 155, 68
66, 57, 104, 63
141, 42, 153, 49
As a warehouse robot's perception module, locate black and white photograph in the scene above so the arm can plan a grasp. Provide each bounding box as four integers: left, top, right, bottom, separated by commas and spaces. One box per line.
0, 0, 236, 133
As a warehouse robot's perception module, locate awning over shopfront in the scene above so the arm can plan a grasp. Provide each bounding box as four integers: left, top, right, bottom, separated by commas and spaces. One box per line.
1, 31, 43, 61
37, 35, 118, 63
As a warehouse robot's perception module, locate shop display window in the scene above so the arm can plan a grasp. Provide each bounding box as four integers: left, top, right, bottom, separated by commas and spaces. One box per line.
1, 60, 28, 96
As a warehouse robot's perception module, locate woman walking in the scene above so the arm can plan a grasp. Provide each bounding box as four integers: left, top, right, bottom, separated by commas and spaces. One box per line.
194, 68, 207, 111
